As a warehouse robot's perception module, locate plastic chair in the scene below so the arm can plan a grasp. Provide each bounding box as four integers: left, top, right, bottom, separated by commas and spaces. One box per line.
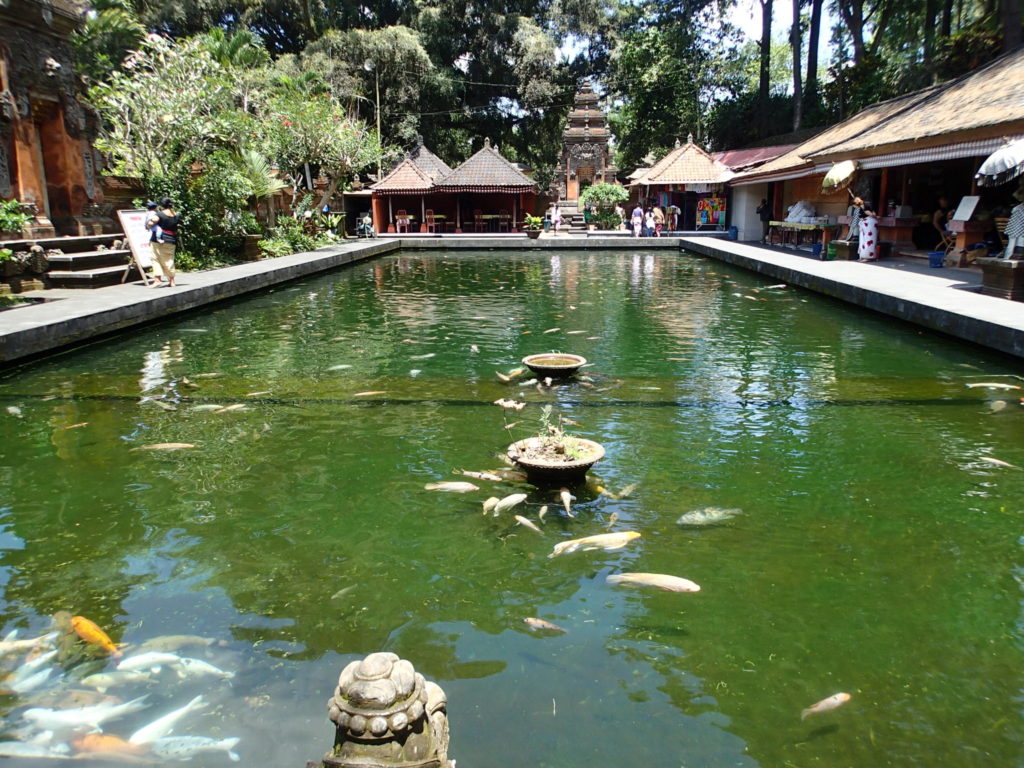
396, 209, 410, 234
472, 209, 486, 233
497, 209, 510, 232
425, 209, 440, 234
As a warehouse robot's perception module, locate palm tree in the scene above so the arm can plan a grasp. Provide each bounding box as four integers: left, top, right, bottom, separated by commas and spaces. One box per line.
237, 149, 287, 228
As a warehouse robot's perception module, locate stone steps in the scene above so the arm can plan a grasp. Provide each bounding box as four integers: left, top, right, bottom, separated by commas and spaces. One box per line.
46, 248, 133, 270
1, 233, 138, 289
47, 264, 140, 288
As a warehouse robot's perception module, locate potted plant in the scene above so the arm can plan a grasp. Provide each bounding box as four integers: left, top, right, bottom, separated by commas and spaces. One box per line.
578, 183, 628, 232
523, 214, 543, 240
522, 352, 587, 378
0, 199, 32, 240
506, 406, 605, 485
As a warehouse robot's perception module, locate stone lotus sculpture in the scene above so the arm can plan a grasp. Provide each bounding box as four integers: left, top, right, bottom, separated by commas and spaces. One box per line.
312, 652, 452, 768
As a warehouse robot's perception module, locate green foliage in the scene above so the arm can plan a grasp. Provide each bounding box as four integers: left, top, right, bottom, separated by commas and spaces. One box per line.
0, 248, 13, 264
0, 200, 32, 235
523, 214, 544, 230
257, 216, 333, 257
592, 210, 622, 230
579, 182, 628, 209
72, 2, 146, 83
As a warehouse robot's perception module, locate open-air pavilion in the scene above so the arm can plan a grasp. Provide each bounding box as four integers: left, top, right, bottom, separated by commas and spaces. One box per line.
435, 139, 537, 233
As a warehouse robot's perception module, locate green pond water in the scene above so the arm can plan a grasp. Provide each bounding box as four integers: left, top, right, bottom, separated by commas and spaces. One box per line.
0, 249, 1022, 767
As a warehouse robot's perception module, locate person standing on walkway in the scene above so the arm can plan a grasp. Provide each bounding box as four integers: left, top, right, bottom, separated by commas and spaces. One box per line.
857, 204, 879, 262
552, 204, 563, 234
631, 203, 643, 237
644, 208, 656, 238
756, 198, 771, 243
148, 197, 181, 288
668, 203, 681, 232
144, 201, 165, 284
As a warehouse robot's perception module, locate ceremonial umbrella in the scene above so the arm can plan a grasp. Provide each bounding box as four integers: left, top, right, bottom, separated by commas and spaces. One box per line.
821, 160, 858, 194
975, 137, 1024, 187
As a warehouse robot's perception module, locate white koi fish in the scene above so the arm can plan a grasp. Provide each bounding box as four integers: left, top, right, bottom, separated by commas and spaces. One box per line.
130, 694, 206, 744
80, 669, 151, 693
151, 735, 241, 762
173, 657, 234, 680
424, 481, 479, 493
23, 695, 149, 735
494, 493, 528, 514
117, 650, 182, 673
801, 692, 851, 720
606, 573, 700, 592
514, 515, 542, 533
548, 531, 641, 558
523, 617, 566, 633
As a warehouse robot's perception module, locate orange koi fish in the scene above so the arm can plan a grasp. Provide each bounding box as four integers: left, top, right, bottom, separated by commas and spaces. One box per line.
71, 616, 122, 659
72, 732, 146, 755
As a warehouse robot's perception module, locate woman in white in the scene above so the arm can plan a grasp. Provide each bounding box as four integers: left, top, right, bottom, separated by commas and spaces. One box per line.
857, 205, 879, 261
552, 204, 562, 233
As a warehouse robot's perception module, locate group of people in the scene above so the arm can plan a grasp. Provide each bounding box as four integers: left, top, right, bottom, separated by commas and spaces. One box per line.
629, 203, 678, 237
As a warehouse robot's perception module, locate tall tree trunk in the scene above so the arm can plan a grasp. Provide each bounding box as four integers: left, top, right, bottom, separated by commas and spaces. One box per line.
924, 0, 938, 62
1003, 0, 1023, 51
759, 0, 774, 136
837, 0, 866, 64
805, 0, 823, 97
940, 0, 953, 37
791, 0, 803, 130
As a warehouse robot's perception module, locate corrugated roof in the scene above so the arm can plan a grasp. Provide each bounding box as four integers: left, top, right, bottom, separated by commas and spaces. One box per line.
809, 46, 1024, 159
631, 136, 730, 186
714, 144, 799, 171
370, 158, 434, 194
437, 139, 537, 191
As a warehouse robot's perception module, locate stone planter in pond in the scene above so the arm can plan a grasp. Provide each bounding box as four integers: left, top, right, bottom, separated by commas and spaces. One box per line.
522, 353, 586, 378
507, 436, 605, 486
977, 257, 1024, 301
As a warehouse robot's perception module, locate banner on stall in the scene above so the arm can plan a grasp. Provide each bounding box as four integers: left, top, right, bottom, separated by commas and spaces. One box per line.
697, 197, 726, 227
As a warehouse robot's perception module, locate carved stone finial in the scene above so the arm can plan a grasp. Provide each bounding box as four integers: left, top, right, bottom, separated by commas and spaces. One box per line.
483, 137, 491, 148
316, 652, 451, 768
675, 138, 681, 149
687, 132, 694, 145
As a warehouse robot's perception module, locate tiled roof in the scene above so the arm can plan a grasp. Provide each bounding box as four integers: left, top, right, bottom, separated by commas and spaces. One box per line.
371, 158, 434, 194
409, 142, 453, 182
631, 137, 731, 186
437, 139, 537, 191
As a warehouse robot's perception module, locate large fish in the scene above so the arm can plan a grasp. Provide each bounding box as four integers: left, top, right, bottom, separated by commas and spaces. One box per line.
173, 657, 234, 680
514, 515, 542, 534
71, 732, 146, 755
8, 649, 57, 685
676, 507, 743, 526
523, 617, 566, 633
606, 573, 701, 592
966, 382, 1021, 390
0, 741, 70, 758
81, 669, 151, 693
494, 493, 528, 514
559, 488, 574, 517
424, 481, 479, 493
801, 692, 851, 720
482, 497, 500, 515
130, 694, 206, 744
71, 616, 122, 659
151, 735, 241, 762
23, 695, 149, 735
455, 470, 504, 482
548, 531, 641, 558
0, 631, 58, 657
135, 634, 219, 653
131, 443, 196, 451
8, 668, 53, 694
117, 651, 182, 673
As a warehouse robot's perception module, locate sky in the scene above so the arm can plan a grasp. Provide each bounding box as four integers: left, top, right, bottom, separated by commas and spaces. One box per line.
726, 0, 838, 58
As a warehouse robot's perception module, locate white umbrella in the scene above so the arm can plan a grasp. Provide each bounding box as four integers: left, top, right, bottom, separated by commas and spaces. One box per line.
975, 137, 1024, 187
821, 160, 858, 194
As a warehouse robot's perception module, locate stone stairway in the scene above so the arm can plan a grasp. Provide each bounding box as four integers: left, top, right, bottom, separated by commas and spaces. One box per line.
1, 233, 137, 289
557, 201, 588, 233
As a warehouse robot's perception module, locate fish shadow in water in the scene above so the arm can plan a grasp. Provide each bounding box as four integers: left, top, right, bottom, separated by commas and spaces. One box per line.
799, 724, 840, 742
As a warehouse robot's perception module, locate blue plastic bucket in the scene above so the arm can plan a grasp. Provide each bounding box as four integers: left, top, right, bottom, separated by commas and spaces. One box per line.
811, 242, 823, 258
928, 251, 944, 268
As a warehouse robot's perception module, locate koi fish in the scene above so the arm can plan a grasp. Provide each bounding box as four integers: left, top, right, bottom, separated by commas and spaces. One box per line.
494, 493, 528, 514
424, 481, 479, 493
548, 531, 641, 558
353, 391, 387, 397
494, 398, 527, 411
676, 507, 743, 526
455, 470, 503, 482
559, 488, 574, 517
71, 616, 122, 659
979, 456, 1019, 469
966, 382, 1020, 390
80, 669, 151, 693
606, 573, 700, 592
23, 695, 149, 735
71, 732, 146, 755
470, 345, 480, 354
495, 371, 512, 382
213, 404, 247, 414
131, 443, 195, 451
482, 497, 500, 515
173, 657, 234, 680
523, 618, 566, 633
191, 404, 225, 412
538, 505, 548, 522
543, 327, 561, 334
514, 515, 542, 533
617, 482, 639, 498
151, 736, 241, 762
801, 692, 851, 720
117, 651, 182, 673
0, 631, 57, 657
130, 694, 206, 744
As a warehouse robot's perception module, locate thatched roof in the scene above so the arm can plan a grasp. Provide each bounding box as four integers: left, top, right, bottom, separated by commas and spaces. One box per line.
733, 46, 1024, 183
437, 139, 537, 193
631, 135, 731, 186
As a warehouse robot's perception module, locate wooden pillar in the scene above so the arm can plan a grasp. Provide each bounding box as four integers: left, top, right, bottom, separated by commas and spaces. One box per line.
420, 196, 426, 233
879, 168, 889, 214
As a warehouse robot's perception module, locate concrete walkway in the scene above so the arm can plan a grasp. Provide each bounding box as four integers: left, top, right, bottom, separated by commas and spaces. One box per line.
682, 237, 1024, 359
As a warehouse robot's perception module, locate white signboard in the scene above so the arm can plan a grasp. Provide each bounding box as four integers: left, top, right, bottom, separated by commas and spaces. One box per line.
116, 208, 155, 286
951, 195, 980, 222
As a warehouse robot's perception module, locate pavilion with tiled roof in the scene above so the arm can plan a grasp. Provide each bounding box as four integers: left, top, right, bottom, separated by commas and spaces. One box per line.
370, 138, 459, 233
629, 135, 732, 230
435, 138, 537, 232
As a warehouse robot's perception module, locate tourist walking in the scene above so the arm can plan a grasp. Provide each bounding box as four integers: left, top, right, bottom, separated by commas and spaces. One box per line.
551, 204, 563, 234
857, 204, 879, 262
652, 205, 665, 237
144, 200, 165, 283
644, 208, 656, 238
756, 198, 771, 243
846, 195, 864, 240
932, 195, 951, 248
668, 203, 680, 232
631, 203, 643, 237
147, 197, 181, 287
614, 203, 625, 230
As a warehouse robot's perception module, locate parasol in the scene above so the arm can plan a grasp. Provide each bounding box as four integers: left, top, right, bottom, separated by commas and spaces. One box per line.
821, 160, 858, 194
975, 137, 1024, 187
